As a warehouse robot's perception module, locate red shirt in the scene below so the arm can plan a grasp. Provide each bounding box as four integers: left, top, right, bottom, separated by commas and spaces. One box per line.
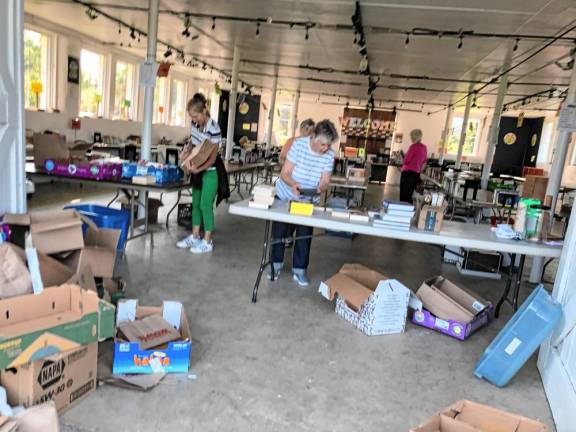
401, 142, 428, 173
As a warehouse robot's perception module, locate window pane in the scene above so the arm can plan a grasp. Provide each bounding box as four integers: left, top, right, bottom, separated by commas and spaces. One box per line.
113, 61, 134, 120
447, 117, 479, 156
153, 77, 168, 123
170, 79, 187, 127
24, 29, 49, 110
79, 49, 105, 118
274, 104, 292, 145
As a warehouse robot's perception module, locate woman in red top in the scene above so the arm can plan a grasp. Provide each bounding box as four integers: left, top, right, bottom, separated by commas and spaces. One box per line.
400, 129, 428, 203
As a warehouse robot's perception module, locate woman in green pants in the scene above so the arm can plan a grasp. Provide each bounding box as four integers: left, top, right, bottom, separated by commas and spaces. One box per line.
177, 93, 221, 254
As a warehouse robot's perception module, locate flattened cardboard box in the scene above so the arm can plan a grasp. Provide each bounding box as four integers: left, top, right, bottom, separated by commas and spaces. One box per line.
410, 399, 548, 432
0, 284, 114, 369
29, 210, 84, 255
0, 244, 33, 299
1, 342, 97, 414
113, 304, 192, 374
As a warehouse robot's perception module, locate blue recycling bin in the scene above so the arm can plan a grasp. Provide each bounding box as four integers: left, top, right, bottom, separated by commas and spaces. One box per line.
474, 285, 562, 387
65, 204, 130, 251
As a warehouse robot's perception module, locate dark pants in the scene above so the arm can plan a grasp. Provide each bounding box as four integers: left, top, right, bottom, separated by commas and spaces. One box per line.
400, 170, 420, 203
271, 222, 313, 270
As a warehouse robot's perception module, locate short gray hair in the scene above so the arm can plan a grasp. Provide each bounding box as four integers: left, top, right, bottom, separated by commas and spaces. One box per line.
410, 129, 423, 142
299, 118, 315, 134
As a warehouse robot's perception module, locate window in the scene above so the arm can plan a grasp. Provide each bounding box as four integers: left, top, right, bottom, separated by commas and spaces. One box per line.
274, 104, 293, 146
79, 49, 106, 117
153, 77, 168, 123
113, 61, 136, 120
24, 28, 52, 110
170, 79, 187, 127
446, 117, 481, 156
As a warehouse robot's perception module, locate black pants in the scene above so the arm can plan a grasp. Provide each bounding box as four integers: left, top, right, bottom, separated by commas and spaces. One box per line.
400, 170, 420, 204
271, 222, 313, 270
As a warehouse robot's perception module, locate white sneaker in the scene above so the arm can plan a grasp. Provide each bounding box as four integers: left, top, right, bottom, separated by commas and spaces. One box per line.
190, 239, 213, 254
176, 234, 201, 249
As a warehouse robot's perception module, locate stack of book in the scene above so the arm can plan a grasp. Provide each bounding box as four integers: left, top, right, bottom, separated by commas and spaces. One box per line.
372, 200, 415, 231
249, 185, 276, 209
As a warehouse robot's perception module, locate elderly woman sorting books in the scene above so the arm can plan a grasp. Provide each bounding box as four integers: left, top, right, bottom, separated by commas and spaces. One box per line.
267, 119, 339, 286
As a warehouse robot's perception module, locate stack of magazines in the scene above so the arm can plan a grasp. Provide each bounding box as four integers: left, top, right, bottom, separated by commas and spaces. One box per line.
372, 200, 415, 231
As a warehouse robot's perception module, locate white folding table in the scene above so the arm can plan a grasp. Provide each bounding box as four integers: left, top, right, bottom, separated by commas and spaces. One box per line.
229, 200, 562, 314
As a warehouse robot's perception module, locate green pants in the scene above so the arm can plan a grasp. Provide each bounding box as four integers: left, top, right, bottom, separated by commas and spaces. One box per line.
192, 170, 218, 232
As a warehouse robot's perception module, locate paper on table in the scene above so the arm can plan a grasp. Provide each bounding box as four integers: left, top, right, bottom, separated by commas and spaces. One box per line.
116, 299, 138, 325
162, 301, 183, 330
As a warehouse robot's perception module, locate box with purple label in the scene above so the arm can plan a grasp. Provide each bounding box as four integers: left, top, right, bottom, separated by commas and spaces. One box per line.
412, 304, 492, 340
44, 160, 121, 180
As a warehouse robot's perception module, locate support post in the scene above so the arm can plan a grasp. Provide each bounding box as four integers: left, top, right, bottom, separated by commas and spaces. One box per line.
265, 72, 279, 152
140, 0, 160, 162
225, 43, 241, 161
481, 43, 513, 189
456, 83, 474, 169
291, 91, 301, 137
438, 107, 453, 164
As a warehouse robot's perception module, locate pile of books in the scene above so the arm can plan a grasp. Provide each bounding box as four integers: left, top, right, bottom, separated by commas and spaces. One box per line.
372, 200, 415, 231
249, 185, 276, 209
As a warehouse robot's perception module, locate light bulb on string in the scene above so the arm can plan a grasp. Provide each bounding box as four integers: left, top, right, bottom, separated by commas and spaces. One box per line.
212, 17, 216, 31
130, 27, 136, 40
118, 23, 122, 35
457, 36, 463, 50
163, 47, 173, 58
305, 27, 310, 41
255, 22, 260, 38
405, 32, 410, 46
513, 38, 519, 52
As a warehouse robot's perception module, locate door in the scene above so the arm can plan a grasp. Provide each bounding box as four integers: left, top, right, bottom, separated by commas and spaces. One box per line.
538, 201, 576, 431
0, 0, 26, 214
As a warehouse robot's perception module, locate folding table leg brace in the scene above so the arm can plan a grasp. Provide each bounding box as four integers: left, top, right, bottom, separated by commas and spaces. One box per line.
495, 254, 527, 317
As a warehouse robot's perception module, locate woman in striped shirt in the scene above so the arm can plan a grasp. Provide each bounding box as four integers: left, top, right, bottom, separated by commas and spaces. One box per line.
269, 119, 338, 286
177, 93, 221, 254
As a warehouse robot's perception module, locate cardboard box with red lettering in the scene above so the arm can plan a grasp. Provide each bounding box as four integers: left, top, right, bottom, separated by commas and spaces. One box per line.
113, 300, 192, 374
0, 343, 97, 414
410, 399, 549, 432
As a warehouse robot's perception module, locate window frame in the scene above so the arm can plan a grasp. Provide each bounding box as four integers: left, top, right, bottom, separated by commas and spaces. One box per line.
273, 103, 293, 145
111, 58, 138, 121
23, 25, 57, 111
78, 47, 109, 118
446, 115, 483, 157
169, 75, 188, 127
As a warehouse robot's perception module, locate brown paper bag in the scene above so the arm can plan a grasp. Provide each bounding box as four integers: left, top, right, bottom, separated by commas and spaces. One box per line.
0, 244, 33, 299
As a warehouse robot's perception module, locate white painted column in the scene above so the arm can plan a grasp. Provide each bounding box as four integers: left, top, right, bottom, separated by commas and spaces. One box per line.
140, 0, 160, 162
438, 107, 453, 164
291, 91, 301, 137
225, 43, 241, 161
265, 71, 279, 152
0, 0, 26, 213
545, 50, 576, 213
456, 83, 474, 169
481, 44, 513, 189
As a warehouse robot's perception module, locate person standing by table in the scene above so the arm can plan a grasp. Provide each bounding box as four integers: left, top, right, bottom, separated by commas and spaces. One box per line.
269, 119, 338, 286
280, 118, 315, 164
400, 128, 428, 204
176, 93, 226, 254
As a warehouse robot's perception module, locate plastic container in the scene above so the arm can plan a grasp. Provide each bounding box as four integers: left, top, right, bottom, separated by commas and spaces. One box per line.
65, 204, 130, 251
474, 285, 562, 387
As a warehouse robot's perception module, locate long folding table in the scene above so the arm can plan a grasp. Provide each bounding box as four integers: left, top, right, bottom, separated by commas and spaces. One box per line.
229, 200, 562, 315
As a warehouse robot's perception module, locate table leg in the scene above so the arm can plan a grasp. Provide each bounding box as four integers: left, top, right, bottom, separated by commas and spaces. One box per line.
166, 190, 182, 228
107, 190, 120, 207
495, 253, 527, 317
252, 220, 272, 303
129, 189, 135, 239
237, 172, 245, 200
511, 254, 526, 310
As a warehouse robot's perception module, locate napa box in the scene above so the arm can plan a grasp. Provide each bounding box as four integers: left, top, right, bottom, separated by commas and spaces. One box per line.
113, 300, 192, 374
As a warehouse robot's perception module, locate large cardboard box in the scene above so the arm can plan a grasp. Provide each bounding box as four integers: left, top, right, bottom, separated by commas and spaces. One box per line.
522, 175, 548, 201
417, 202, 448, 233
0, 284, 114, 369
180, 140, 218, 174
319, 264, 414, 335
410, 399, 549, 432
1, 343, 97, 414
26, 210, 84, 255
113, 301, 192, 374
32, 133, 68, 168
413, 276, 492, 340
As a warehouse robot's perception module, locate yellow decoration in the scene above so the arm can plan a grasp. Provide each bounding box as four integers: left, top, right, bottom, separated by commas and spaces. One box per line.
94, 94, 102, 103
289, 201, 314, 216
503, 132, 517, 145
30, 80, 43, 94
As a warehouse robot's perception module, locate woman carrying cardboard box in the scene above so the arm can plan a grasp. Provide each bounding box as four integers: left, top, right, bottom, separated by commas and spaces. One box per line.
176, 93, 224, 254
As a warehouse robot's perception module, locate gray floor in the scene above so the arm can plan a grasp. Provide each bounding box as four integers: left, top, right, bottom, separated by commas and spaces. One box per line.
28, 181, 556, 431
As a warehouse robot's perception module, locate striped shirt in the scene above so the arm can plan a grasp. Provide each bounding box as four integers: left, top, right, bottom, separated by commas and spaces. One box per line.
277, 136, 334, 202
191, 118, 222, 148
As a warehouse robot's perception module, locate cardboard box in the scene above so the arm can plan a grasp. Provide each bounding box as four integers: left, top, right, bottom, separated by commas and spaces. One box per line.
319, 264, 414, 335
0, 244, 33, 299
32, 133, 68, 168
289, 201, 314, 216
0, 284, 114, 369
413, 276, 492, 340
28, 210, 84, 255
1, 343, 97, 414
410, 399, 549, 432
417, 202, 448, 233
180, 140, 218, 174
62, 224, 120, 278
522, 175, 548, 201
113, 301, 192, 374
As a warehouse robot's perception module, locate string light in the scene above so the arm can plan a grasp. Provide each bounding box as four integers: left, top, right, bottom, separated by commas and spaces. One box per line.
212, 17, 216, 31
137, 32, 141, 43
457, 36, 463, 49
182, 14, 191, 37
163, 47, 173, 58
305, 26, 310, 40
118, 23, 122, 34
85, 7, 99, 20
130, 27, 136, 40
255, 22, 260, 38
405, 32, 410, 46
513, 38, 519, 52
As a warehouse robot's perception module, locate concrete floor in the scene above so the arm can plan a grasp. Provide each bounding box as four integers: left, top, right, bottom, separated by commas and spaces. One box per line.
28, 181, 556, 431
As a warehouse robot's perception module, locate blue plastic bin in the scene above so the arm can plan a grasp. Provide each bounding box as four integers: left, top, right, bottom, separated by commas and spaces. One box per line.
474, 285, 562, 387
65, 204, 130, 251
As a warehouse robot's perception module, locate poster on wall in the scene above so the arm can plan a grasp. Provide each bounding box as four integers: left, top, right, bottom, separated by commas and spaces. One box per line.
341, 108, 395, 139
67, 56, 79, 84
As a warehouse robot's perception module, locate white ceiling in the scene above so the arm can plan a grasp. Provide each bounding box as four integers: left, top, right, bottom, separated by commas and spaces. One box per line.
24, 0, 576, 113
